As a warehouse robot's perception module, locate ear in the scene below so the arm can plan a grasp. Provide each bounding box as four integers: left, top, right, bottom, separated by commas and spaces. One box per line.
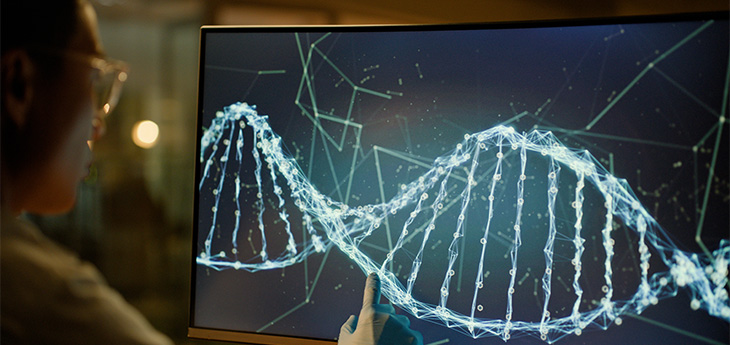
1, 49, 35, 128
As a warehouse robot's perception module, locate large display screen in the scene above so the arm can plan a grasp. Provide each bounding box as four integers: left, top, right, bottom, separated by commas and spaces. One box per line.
190, 13, 729, 345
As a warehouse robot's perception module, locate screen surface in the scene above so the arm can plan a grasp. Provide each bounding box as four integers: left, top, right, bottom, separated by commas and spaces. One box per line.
191, 13, 730, 345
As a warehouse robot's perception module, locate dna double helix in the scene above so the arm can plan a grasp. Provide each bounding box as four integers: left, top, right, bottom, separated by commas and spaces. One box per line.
197, 101, 729, 342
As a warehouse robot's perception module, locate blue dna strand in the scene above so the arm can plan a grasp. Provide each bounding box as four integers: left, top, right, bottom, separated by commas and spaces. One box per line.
197, 102, 729, 343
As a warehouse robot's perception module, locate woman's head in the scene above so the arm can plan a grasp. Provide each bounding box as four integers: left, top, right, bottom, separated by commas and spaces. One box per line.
1, 0, 107, 215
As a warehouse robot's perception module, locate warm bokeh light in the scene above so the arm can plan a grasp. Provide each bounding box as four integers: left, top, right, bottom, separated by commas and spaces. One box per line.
132, 120, 159, 149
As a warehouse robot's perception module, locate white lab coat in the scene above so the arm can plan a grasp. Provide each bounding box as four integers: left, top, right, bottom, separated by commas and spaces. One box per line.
1, 214, 173, 345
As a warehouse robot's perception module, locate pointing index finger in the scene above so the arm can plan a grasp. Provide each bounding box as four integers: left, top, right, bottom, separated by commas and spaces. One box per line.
362, 272, 381, 307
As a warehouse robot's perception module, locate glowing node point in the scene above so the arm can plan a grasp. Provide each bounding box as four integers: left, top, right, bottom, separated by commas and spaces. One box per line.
199, 102, 730, 341
722, 307, 730, 318
691, 299, 701, 310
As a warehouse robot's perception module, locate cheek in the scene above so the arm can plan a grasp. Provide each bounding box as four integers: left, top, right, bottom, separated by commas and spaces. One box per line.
48, 72, 95, 166
27, 70, 96, 213
62, 101, 95, 166
36, 112, 93, 213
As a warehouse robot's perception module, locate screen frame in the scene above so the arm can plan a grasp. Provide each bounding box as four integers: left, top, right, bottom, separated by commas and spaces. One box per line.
188, 10, 729, 344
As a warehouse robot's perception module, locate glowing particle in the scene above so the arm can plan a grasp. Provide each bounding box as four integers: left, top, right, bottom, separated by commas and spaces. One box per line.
691, 299, 701, 310
198, 102, 730, 341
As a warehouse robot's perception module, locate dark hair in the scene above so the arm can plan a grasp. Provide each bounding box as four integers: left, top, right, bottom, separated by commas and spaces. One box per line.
1, 0, 86, 179
1, 0, 82, 74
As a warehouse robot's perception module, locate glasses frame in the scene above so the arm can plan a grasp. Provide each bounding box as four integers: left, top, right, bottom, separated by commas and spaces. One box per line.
29, 47, 129, 118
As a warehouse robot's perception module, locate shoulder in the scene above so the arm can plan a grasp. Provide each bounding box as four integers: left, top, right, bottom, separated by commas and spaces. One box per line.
1, 216, 91, 289
1, 217, 173, 345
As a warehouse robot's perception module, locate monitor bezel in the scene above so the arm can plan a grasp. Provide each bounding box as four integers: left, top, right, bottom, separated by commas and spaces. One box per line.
188, 10, 728, 344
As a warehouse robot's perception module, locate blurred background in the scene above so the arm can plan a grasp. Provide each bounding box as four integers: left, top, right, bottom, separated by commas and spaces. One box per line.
30, 0, 728, 344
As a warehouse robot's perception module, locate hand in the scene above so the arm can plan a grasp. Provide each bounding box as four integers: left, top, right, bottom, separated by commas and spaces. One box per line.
338, 273, 423, 345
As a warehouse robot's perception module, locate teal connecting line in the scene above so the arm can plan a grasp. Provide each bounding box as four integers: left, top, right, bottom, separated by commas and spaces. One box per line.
583, 20, 715, 131
197, 101, 730, 343
197, 21, 728, 343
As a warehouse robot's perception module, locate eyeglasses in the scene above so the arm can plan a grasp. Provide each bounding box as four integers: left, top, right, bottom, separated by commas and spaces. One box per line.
88, 55, 129, 117
30, 48, 129, 118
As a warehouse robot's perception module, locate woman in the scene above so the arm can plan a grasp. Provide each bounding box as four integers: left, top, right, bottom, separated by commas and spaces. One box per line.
1, 0, 171, 343
1, 1, 421, 344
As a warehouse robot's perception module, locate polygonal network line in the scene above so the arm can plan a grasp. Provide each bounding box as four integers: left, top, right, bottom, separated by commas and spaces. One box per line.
197, 101, 729, 343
